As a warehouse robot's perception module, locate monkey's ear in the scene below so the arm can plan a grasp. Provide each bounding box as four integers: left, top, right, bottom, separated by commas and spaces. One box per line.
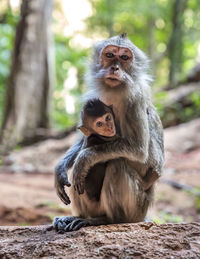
120, 32, 127, 38
77, 125, 91, 136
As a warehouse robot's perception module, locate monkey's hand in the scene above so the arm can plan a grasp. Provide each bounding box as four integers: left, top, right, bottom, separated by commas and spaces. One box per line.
54, 138, 85, 202
72, 163, 86, 195
55, 163, 71, 205
73, 170, 86, 195
72, 149, 93, 195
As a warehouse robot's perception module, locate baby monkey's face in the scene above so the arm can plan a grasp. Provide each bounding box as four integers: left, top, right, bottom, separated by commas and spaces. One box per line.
92, 112, 116, 137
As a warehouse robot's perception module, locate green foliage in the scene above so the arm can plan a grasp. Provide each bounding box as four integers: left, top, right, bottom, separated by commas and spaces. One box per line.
35, 201, 67, 212
52, 34, 88, 129
0, 9, 19, 127
180, 91, 200, 122
86, 0, 200, 127
153, 211, 183, 224
13, 144, 22, 151
87, 0, 200, 88
1, 1, 200, 130
195, 196, 200, 211
157, 90, 200, 127
183, 186, 200, 212
154, 91, 168, 117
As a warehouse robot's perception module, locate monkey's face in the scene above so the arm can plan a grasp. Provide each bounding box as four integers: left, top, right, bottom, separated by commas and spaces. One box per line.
92, 112, 116, 137
101, 45, 133, 87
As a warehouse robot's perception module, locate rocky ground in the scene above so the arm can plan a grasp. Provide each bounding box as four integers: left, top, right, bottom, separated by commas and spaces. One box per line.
0, 119, 200, 257
0, 223, 199, 258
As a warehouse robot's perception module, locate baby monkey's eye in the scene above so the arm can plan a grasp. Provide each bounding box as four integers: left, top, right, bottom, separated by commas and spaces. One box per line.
96, 121, 103, 127
105, 115, 111, 121
120, 55, 129, 61
106, 52, 114, 58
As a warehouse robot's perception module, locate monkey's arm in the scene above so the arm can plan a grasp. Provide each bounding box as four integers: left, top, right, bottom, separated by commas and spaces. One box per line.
73, 137, 147, 194
55, 137, 84, 204
73, 104, 150, 194
142, 106, 165, 191
147, 106, 165, 176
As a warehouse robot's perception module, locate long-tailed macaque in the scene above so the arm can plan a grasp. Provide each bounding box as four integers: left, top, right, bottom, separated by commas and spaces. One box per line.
54, 33, 164, 232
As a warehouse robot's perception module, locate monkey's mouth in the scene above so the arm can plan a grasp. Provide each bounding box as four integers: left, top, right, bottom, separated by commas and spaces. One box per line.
104, 74, 121, 87
107, 131, 115, 137
105, 75, 120, 81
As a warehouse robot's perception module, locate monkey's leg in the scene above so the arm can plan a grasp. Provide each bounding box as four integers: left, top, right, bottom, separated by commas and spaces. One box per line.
53, 216, 109, 232
53, 168, 110, 232
100, 160, 151, 223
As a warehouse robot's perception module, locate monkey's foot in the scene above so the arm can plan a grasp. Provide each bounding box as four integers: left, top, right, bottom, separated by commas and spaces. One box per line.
53, 216, 109, 232
53, 216, 90, 232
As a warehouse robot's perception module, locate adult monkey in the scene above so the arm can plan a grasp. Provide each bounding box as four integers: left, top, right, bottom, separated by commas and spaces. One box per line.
54, 33, 164, 232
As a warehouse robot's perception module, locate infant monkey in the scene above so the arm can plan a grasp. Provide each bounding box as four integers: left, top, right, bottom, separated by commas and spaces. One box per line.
77, 99, 117, 201
78, 99, 158, 193
78, 98, 117, 142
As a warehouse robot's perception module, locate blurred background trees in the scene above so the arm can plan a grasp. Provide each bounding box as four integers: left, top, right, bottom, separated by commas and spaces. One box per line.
0, 0, 200, 150
1, 0, 53, 151
0, 0, 199, 227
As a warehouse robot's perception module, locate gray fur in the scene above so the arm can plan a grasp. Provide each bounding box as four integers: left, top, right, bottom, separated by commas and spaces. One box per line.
53, 35, 164, 231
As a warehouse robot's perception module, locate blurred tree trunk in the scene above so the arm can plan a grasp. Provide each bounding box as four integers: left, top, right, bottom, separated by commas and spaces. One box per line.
0, 0, 53, 153
168, 0, 188, 88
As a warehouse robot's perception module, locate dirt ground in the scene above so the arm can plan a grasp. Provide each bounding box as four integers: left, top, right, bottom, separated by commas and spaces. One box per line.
0, 169, 199, 227
0, 172, 70, 226
0, 119, 200, 226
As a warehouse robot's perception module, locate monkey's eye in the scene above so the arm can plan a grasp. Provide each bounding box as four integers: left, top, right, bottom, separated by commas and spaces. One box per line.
106, 52, 114, 58
120, 55, 129, 61
96, 121, 103, 127
105, 115, 111, 121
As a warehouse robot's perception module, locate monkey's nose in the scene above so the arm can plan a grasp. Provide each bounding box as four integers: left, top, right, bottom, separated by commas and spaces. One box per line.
107, 122, 113, 129
111, 65, 119, 71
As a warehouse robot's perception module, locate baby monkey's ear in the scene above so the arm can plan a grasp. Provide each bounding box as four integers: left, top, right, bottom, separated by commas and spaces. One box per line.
108, 104, 114, 112
77, 125, 92, 137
